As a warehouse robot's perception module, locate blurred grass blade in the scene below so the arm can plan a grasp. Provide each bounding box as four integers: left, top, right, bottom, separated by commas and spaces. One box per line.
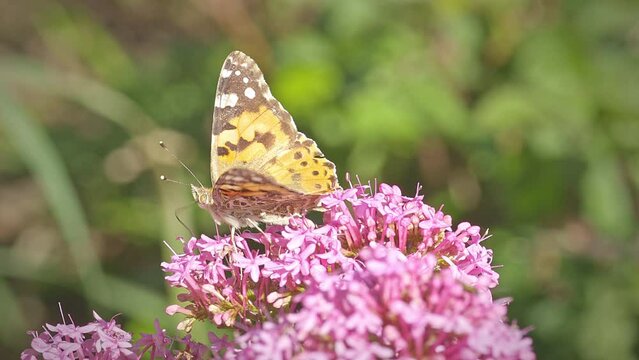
0, 279, 26, 347
0, 88, 101, 283
0, 88, 164, 319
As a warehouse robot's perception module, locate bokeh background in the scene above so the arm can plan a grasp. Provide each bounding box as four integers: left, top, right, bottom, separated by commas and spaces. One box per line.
1, 0, 638, 358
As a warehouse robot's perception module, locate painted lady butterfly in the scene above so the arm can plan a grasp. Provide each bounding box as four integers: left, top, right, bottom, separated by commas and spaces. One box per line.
191, 51, 339, 229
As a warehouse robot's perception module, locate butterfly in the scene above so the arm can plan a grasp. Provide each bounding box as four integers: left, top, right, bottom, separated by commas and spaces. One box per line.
191, 51, 339, 229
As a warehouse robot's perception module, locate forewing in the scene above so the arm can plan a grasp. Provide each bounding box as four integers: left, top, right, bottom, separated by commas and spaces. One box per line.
211, 51, 339, 194
211, 51, 296, 182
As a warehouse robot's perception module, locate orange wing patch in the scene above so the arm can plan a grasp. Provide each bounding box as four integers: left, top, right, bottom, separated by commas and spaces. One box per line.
217, 181, 298, 197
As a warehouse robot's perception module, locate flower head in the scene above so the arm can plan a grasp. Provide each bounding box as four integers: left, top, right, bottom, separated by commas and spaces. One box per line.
228, 245, 535, 359
22, 310, 135, 360
162, 219, 354, 328
322, 184, 500, 291
162, 183, 503, 330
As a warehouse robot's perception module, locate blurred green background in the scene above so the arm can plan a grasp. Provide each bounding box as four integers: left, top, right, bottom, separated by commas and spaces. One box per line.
1, 0, 638, 358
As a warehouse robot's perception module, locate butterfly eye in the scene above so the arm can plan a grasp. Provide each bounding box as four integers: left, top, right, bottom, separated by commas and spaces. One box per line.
200, 194, 209, 204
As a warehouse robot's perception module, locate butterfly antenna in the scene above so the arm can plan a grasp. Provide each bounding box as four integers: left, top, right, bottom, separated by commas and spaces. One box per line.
159, 141, 205, 188
159, 175, 189, 186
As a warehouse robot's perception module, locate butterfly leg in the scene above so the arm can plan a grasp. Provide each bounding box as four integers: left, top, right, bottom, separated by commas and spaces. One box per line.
246, 218, 266, 236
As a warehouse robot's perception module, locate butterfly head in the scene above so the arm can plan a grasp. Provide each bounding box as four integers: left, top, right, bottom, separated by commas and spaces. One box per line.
191, 185, 214, 207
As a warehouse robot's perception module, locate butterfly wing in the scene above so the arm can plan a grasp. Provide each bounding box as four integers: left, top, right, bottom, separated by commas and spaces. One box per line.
211, 51, 338, 195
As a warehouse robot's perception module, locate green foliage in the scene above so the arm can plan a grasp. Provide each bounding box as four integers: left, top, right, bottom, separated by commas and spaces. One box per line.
1, 0, 638, 358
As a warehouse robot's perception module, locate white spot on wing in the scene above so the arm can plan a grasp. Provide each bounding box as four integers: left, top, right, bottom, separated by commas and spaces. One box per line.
243, 77, 249, 84
217, 93, 239, 108
221, 69, 232, 78
244, 87, 256, 99
235, 70, 241, 76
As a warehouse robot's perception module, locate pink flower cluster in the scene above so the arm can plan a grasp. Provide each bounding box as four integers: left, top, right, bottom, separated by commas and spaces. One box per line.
227, 245, 534, 359
22, 182, 535, 359
162, 184, 501, 330
21, 311, 135, 360
161, 216, 355, 328
321, 184, 499, 292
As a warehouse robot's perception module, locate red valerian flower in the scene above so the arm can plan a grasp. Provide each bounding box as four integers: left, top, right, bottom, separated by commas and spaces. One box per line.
23, 182, 535, 359
161, 183, 501, 330
226, 245, 534, 359
21, 310, 135, 360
